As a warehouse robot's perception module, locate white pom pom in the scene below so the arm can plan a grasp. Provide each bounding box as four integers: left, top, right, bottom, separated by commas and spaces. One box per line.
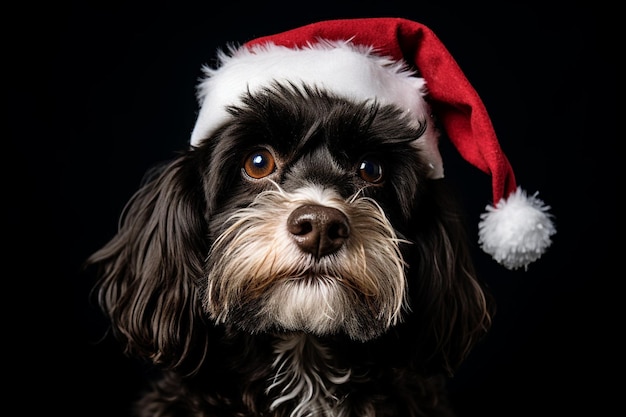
478, 187, 556, 270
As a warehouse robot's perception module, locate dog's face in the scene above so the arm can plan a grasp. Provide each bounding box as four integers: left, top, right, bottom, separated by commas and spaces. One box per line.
202, 84, 429, 341
88, 82, 490, 375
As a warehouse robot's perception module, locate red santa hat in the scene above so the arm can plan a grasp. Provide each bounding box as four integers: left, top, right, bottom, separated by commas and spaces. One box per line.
190, 17, 556, 270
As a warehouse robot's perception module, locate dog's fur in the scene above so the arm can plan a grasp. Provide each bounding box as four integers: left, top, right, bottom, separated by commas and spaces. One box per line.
87, 83, 493, 416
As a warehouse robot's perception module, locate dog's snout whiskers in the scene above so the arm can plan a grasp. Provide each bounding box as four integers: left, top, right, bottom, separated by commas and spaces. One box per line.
287, 204, 350, 258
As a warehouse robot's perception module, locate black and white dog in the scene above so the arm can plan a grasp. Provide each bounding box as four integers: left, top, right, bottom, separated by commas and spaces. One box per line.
87, 18, 554, 417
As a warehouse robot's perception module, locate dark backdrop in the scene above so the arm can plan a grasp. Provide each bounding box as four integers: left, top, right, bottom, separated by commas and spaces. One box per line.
10, 2, 618, 416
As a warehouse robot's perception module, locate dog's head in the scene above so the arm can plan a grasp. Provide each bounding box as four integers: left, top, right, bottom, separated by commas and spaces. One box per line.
87, 81, 491, 376
203, 83, 451, 343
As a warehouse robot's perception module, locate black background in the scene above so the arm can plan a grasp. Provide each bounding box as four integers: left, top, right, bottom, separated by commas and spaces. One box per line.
10, 2, 619, 416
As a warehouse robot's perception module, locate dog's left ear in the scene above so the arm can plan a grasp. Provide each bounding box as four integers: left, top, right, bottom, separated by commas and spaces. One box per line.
405, 181, 495, 375
86, 153, 210, 373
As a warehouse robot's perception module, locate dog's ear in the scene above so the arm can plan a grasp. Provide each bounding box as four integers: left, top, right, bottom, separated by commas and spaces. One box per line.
406, 180, 494, 375
86, 153, 210, 373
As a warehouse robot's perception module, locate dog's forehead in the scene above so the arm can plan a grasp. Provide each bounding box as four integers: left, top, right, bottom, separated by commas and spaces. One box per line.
285, 145, 346, 180
229, 85, 421, 158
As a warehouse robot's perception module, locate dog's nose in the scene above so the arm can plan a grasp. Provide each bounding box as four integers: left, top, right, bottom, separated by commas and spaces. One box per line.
287, 204, 350, 257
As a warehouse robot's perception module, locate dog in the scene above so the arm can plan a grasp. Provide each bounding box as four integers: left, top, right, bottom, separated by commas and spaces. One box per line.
86, 17, 555, 417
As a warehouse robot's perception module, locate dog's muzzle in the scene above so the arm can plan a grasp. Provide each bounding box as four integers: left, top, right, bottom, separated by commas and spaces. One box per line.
203, 186, 408, 341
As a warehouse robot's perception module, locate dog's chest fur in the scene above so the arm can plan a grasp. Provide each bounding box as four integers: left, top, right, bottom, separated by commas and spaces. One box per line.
139, 330, 453, 417
267, 333, 353, 415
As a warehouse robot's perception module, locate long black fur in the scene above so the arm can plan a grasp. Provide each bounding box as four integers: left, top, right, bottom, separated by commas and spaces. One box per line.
86, 84, 494, 416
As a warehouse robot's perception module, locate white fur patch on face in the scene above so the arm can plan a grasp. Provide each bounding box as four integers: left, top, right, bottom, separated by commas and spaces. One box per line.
204, 184, 409, 341
190, 41, 443, 178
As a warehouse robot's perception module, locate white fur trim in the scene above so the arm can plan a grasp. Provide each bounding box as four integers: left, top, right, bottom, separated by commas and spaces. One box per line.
190, 40, 444, 178
478, 187, 556, 270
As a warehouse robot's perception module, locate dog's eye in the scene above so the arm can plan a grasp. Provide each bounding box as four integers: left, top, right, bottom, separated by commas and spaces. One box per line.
243, 148, 276, 179
358, 157, 384, 183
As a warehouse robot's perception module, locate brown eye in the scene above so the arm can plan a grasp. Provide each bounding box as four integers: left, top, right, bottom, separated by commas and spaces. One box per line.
358, 157, 384, 183
243, 148, 276, 179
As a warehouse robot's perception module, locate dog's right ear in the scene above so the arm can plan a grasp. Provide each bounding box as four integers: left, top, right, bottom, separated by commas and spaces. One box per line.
85, 152, 210, 373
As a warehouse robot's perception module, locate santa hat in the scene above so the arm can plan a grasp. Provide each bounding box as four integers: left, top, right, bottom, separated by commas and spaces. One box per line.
190, 17, 556, 270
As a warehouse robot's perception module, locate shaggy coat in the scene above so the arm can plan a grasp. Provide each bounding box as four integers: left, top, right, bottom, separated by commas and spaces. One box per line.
87, 84, 493, 417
